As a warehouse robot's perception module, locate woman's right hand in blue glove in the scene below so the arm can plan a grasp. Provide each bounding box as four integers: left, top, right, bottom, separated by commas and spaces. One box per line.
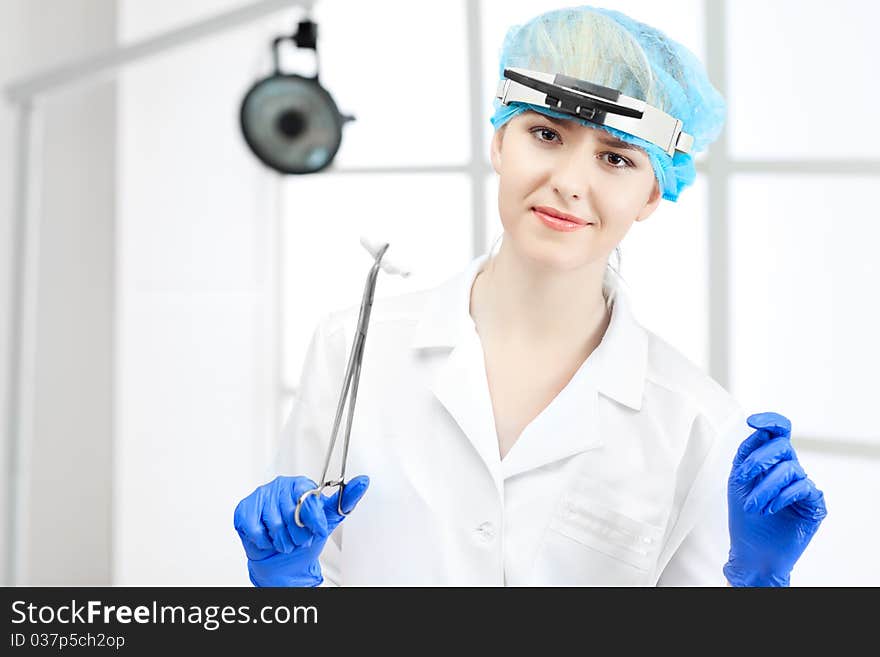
233, 474, 370, 587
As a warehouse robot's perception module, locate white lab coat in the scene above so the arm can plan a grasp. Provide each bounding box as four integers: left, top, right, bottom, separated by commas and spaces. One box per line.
270, 251, 750, 586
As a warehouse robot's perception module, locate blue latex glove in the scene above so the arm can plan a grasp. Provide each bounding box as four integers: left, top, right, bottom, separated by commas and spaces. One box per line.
724, 412, 827, 587
233, 474, 369, 587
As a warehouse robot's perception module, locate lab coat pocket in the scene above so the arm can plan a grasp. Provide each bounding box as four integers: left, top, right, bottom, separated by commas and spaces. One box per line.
547, 495, 665, 576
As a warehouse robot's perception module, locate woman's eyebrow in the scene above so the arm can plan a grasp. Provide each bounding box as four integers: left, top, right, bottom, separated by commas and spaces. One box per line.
537, 115, 645, 154
593, 133, 645, 154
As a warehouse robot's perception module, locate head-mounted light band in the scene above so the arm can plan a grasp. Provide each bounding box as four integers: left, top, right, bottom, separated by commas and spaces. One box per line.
495, 67, 694, 157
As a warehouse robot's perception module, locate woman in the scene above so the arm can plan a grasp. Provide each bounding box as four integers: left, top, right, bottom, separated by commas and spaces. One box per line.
233, 5, 826, 586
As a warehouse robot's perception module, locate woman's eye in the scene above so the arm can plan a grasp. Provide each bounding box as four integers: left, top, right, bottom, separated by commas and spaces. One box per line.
602, 152, 633, 169
531, 127, 560, 144
529, 127, 634, 169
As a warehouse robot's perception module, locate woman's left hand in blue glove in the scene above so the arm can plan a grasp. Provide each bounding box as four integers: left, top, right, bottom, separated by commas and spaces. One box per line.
724, 411, 827, 587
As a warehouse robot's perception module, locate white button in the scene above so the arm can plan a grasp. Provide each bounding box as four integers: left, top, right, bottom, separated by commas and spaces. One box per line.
475, 521, 495, 541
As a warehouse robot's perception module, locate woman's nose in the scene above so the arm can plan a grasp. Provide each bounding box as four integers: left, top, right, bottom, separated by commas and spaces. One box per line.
551, 151, 593, 200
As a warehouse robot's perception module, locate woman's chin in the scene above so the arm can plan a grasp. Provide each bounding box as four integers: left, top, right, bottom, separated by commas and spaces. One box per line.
509, 235, 604, 273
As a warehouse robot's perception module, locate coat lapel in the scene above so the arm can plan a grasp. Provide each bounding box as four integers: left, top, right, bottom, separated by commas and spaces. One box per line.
409, 254, 649, 487
430, 325, 505, 494
499, 360, 605, 480
500, 278, 650, 477
410, 255, 503, 494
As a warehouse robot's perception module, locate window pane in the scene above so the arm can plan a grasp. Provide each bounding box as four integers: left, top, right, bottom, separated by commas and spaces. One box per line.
480, 0, 705, 166
484, 172, 503, 250
485, 173, 710, 371
617, 174, 710, 371
728, 0, 880, 159
313, 0, 469, 167
730, 175, 880, 442
786, 448, 880, 585
281, 173, 472, 388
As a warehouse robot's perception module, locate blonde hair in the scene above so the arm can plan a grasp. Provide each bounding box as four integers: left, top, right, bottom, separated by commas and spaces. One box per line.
501, 9, 675, 115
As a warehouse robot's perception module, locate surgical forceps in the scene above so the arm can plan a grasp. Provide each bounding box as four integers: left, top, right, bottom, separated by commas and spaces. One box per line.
293, 242, 391, 528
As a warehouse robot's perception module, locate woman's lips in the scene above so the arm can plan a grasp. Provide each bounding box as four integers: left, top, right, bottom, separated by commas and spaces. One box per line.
532, 208, 592, 233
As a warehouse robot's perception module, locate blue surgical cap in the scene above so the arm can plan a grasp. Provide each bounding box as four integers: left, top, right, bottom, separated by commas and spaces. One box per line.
490, 5, 726, 202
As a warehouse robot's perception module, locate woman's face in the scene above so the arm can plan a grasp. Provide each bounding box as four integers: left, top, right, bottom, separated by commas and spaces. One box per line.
490, 110, 662, 272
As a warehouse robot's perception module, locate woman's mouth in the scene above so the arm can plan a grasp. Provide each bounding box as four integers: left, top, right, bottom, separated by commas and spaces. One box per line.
532, 208, 593, 233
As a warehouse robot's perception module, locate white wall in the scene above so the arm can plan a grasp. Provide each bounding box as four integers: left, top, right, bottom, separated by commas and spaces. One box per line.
1, 0, 117, 585
114, 0, 300, 585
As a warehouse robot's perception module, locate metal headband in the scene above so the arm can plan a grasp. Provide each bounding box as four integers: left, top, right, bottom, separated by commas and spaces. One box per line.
495, 67, 694, 157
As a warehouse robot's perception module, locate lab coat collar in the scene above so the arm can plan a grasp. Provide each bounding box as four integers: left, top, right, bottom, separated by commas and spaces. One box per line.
410, 252, 648, 413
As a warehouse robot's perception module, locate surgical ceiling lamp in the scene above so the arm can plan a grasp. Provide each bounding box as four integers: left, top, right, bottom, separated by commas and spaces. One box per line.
240, 18, 354, 174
